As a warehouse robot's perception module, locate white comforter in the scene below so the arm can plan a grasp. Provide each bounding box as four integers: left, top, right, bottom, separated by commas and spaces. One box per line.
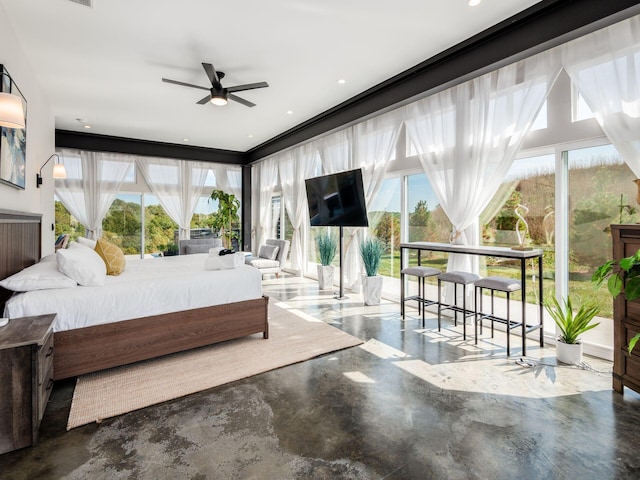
4, 254, 263, 332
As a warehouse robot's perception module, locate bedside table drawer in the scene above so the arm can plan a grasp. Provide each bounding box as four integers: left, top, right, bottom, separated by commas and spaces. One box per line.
37, 364, 54, 422
0, 314, 56, 453
37, 330, 54, 384
36, 330, 54, 422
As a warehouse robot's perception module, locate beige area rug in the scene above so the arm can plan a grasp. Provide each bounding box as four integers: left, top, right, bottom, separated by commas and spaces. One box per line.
67, 304, 362, 430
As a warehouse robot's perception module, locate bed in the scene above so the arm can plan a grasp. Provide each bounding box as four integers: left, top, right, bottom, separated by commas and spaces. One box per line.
0, 210, 269, 380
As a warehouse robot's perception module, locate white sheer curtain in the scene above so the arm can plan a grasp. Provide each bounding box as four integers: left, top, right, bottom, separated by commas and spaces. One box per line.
563, 15, 640, 176
317, 129, 353, 173
279, 144, 321, 275
251, 158, 279, 252
210, 164, 243, 199
354, 112, 403, 229
405, 51, 560, 276
347, 112, 403, 285
55, 149, 134, 239
314, 129, 359, 286
136, 157, 210, 241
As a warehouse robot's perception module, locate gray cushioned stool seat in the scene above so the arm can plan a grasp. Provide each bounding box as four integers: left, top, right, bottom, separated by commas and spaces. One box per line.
438, 271, 481, 284
401, 266, 441, 278
474, 276, 523, 356
400, 266, 441, 326
475, 276, 521, 292
437, 271, 481, 340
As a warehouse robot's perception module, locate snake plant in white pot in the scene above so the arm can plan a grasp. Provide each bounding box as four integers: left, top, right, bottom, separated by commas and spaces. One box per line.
544, 296, 600, 365
360, 237, 385, 305
316, 231, 337, 290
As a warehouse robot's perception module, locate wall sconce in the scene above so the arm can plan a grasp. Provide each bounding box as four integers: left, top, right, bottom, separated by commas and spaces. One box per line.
0, 70, 25, 129
36, 154, 67, 188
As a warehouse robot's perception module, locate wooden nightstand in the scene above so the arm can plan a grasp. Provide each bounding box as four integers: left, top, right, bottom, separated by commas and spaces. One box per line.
0, 314, 55, 454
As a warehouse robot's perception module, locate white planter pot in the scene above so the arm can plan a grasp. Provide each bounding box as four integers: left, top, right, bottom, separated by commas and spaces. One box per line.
363, 275, 383, 306
556, 340, 583, 365
317, 265, 335, 290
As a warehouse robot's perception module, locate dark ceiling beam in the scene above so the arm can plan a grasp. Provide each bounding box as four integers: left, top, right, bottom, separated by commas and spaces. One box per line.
245, 0, 640, 164
55, 129, 245, 165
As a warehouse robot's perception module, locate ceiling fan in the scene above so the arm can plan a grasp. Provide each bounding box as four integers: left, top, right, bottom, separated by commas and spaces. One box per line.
162, 62, 268, 108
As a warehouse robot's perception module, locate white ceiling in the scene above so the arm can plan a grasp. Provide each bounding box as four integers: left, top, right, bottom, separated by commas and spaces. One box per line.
1, 0, 542, 152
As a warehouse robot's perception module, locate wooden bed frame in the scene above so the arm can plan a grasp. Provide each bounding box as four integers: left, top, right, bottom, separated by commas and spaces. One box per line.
0, 210, 269, 380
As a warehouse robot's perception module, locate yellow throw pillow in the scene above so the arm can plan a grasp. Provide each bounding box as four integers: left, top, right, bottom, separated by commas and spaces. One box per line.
94, 239, 126, 276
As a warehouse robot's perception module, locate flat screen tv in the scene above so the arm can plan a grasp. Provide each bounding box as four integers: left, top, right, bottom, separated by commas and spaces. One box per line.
305, 168, 369, 227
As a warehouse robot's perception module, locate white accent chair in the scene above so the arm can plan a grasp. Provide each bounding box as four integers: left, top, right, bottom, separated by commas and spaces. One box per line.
245, 239, 290, 278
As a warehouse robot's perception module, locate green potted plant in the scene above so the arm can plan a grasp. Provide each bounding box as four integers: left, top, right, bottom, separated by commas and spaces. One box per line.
209, 189, 240, 250
316, 230, 337, 290
544, 295, 600, 365
162, 243, 179, 257
592, 250, 640, 353
360, 237, 385, 305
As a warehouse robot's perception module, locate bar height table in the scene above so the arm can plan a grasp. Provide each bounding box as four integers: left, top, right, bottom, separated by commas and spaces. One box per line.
400, 242, 545, 355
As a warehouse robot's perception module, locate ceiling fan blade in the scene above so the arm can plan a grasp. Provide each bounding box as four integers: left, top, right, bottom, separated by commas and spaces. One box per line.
162, 78, 210, 91
196, 94, 211, 105
226, 82, 269, 93
202, 63, 220, 87
228, 93, 256, 108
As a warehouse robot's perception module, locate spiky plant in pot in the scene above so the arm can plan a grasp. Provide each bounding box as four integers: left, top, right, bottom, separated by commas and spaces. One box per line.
360, 237, 385, 277
316, 231, 337, 266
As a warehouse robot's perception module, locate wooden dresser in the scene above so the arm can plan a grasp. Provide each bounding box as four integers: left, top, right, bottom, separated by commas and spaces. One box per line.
611, 225, 640, 395
0, 314, 55, 454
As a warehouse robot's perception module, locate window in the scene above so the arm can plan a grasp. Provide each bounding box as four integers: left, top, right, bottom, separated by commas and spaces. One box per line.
572, 88, 595, 122
407, 173, 449, 243
530, 100, 548, 131
103, 194, 142, 255
480, 153, 556, 304
369, 177, 401, 278
567, 144, 635, 318
54, 198, 85, 240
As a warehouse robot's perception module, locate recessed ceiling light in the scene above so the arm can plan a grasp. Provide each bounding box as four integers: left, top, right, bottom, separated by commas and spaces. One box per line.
183, 138, 189, 142
468, 0, 481, 6
248, 134, 253, 138
83, 124, 91, 129
287, 110, 293, 115
337, 79, 346, 84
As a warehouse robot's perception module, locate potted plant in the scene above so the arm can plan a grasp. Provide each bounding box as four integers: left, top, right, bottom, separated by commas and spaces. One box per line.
544, 295, 600, 365
209, 189, 240, 250
316, 231, 337, 290
360, 237, 385, 305
592, 250, 640, 352
162, 243, 178, 257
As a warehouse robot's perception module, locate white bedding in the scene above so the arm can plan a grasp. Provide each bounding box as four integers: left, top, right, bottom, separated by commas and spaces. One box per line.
4, 254, 263, 332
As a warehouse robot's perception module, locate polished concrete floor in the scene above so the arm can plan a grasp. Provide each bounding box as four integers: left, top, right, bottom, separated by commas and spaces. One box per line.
1, 275, 640, 479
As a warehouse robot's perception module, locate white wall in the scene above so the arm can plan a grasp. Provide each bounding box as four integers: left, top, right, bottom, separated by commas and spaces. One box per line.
0, 2, 56, 256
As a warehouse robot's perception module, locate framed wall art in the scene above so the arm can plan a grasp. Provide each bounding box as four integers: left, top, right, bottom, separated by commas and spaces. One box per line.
0, 64, 27, 189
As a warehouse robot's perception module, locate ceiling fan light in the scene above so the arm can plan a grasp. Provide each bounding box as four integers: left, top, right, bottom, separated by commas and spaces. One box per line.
210, 95, 227, 106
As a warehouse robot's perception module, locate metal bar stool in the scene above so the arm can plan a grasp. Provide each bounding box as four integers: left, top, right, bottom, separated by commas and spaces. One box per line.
437, 271, 481, 340
401, 266, 441, 327
474, 276, 522, 355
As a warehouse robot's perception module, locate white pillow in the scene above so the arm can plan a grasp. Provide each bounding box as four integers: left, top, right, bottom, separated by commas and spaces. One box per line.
57, 241, 107, 286
77, 237, 97, 249
258, 244, 279, 260
39, 254, 58, 263
204, 252, 244, 270
0, 260, 77, 291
